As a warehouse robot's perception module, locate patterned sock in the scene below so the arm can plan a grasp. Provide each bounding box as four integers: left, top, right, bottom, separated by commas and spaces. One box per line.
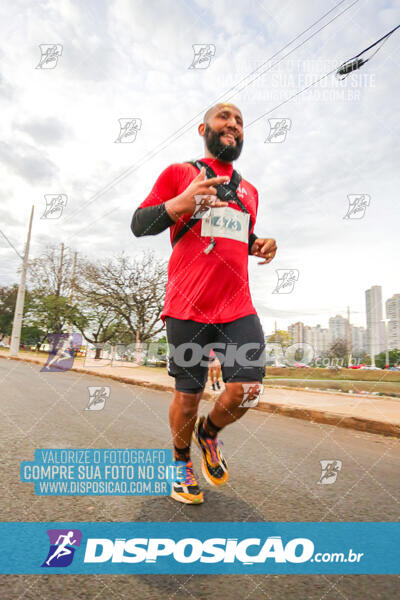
201, 415, 221, 439
174, 444, 191, 462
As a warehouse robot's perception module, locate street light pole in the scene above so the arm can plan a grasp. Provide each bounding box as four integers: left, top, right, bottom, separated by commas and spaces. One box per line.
347, 306, 352, 367
382, 318, 390, 369
9, 206, 34, 356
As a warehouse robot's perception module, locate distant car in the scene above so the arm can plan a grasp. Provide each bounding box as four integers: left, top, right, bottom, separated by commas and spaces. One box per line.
349, 365, 363, 369
360, 365, 381, 370
293, 362, 310, 368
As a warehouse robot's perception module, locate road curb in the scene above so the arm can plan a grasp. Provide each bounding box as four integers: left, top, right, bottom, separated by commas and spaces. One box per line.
257, 402, 400, 438
263, 383, 398, 401
1, 354, 398, 438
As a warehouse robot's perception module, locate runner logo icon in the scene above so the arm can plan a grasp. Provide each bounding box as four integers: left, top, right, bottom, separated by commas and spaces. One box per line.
239, 383, 264, 408
318, 460, 343, 485
41, 529, 82, 568
86, 386, 110, 411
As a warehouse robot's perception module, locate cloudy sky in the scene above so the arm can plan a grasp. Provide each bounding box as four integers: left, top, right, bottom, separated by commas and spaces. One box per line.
0, 0, 399, 334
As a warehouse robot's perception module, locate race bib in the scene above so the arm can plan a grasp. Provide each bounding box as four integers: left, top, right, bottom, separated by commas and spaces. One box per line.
201, 206, 249, 243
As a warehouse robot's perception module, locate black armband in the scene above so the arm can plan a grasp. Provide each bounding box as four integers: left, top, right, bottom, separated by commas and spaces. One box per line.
248, 232, 258, 254
131, 203, 175, 237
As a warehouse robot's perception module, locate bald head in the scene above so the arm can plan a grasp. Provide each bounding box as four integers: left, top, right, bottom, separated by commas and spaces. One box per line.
203, 103, 242, 125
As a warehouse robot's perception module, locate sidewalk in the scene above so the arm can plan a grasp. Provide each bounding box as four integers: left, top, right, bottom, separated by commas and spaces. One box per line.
1, 352, 400, 438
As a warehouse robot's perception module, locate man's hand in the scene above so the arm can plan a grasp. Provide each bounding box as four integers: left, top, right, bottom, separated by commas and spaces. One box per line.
165, 167, 230, 222
250, 238, 277, 264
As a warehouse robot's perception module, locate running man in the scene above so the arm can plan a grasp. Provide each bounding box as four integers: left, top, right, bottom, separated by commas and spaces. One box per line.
45, 531, 77, 565
131, 103, 277, 504
208, 349, 222, 392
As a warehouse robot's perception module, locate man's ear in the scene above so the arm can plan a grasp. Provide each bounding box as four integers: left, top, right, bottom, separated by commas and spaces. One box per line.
198, 123, 205, 137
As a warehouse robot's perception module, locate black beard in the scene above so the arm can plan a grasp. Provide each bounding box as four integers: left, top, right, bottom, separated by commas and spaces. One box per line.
204, 124, 243, 162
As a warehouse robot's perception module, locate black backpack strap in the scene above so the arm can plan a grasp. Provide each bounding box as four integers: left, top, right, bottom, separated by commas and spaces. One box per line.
171, 215, 199, 247
172, 160, 251, 248
193, 161, 251, 229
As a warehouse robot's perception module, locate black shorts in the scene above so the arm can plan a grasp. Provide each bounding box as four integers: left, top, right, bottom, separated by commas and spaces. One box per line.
165, 314, 266, 393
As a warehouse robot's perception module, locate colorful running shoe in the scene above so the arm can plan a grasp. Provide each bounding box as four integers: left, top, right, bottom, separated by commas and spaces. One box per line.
192, 416, 229, 486
170, 460, 204, 504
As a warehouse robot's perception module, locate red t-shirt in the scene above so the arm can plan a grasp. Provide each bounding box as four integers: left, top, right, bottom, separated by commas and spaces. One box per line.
139, 157, 259, 323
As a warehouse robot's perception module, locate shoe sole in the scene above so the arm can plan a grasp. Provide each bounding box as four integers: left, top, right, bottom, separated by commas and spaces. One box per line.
170, 489, 204, 504
192, 430, 229, 488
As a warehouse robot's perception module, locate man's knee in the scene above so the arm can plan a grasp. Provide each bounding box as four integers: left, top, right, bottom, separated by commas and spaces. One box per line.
172, 390, 202, 417
225, 381, 263, 408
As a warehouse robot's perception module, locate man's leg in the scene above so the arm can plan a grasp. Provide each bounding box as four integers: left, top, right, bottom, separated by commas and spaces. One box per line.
193, 315, 265, 486
215, 364, 222, 389
209, 366, 216, 390
169, 390, 203, 461
206, 381, 262, 432
165, 316, 210, 504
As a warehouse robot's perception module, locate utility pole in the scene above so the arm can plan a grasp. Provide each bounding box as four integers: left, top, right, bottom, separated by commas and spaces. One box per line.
9, 206, 34, 356
382, 319, 390, 368
56, 242, 64, 297
66, 251, 78, 334
347, 306, 352, 367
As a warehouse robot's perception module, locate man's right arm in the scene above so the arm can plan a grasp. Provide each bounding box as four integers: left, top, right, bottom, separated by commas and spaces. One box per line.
131, 164, 179, 237
131, 203, 175, 237
131, 164, 229, 238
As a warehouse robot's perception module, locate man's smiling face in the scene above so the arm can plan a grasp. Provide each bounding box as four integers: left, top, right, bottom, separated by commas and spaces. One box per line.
200, 103, 244, 162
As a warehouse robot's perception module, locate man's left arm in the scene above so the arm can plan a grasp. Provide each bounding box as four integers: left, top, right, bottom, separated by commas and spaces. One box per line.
247, 188, 277, 264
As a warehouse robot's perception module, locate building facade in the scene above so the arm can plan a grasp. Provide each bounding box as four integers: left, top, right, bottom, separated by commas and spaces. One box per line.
386, 293, 400, 350
365, 286, 386, 359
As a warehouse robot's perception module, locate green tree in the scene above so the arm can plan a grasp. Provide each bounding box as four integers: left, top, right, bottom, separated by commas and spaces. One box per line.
267, 330, 292, 348
375, 349, 400, 369
328, 338, 347, 364
27, 294, 80, 339
77, 251, 168, 343
28, 244, 77, 336
72, 303, 125, 359
20, 325, 46, 348
0, 284, 34, 342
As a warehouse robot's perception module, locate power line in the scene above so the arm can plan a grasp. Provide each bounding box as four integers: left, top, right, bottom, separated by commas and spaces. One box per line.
0, 229, 23, 259
336, 23, 400, 78
64, 0, 359, 226
245, 68, 337, 128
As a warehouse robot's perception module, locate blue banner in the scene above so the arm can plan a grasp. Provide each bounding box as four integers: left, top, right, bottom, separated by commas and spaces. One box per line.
0, 522, 398, 574
20, 449, 181, 496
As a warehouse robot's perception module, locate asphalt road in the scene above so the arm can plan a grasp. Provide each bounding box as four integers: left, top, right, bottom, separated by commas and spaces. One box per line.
1, 359, 399, 599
